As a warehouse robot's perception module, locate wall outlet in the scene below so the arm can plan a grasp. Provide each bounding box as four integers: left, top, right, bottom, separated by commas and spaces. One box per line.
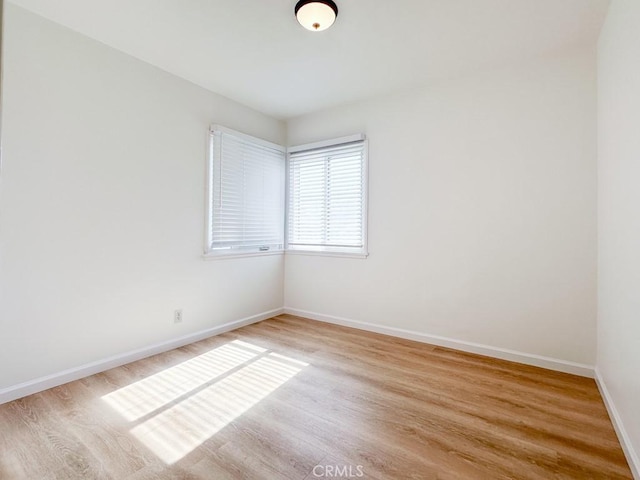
174, 309, 183, 324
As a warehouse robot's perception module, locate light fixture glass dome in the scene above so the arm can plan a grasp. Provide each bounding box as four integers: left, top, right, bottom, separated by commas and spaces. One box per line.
295, 0, 338, 32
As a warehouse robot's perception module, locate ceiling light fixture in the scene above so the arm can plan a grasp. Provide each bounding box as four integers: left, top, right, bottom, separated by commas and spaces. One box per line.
295, 0, 338, 32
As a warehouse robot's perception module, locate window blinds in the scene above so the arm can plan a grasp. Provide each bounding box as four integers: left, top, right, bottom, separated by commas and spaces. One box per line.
208, 128, 285, 253
288, 140, 366, 253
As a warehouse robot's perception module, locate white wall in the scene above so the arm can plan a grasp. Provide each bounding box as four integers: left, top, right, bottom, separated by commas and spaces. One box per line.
0, 5, 285, 390
286, 49, 598, 365
597, 0, 640, 474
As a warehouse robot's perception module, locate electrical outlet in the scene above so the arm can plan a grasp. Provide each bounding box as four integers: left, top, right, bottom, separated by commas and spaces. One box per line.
174, 309, 183, 324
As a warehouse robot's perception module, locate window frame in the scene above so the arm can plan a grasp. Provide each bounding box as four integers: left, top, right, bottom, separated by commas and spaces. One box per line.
204, 125, 286, 260
285, 134, 369, 259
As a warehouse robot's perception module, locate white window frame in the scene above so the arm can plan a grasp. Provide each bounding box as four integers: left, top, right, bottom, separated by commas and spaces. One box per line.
204, 125, 286, 260
285, 134, 369, 259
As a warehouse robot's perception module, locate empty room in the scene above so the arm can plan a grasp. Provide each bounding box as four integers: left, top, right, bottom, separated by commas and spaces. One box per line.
0, 0, 638, 478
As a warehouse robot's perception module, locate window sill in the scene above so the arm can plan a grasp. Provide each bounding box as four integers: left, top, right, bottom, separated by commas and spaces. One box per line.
203, 251, 284, 261
285, 250, 369, 259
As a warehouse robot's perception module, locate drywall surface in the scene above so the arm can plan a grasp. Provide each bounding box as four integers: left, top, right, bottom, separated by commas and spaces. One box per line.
0, 5, 285, 389
597, 0, 640, 470
286, 49, 598, 365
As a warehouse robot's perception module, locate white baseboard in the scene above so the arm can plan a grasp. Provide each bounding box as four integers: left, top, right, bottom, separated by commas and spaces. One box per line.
283, 307, 594, 378
595, 368, 640, 479
0, 308, 283, 405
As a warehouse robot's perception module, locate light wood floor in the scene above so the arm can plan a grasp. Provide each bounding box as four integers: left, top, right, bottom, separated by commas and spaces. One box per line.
0, 314, 632, 479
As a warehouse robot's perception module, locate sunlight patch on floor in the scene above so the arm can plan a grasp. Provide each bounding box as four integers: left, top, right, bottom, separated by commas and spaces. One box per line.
102, 340, 308, 464
102, 340, 266, 421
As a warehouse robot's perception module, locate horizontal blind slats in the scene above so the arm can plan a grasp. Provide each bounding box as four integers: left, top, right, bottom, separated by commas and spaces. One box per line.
288, 140, 365, 250
210, 130, 285, 250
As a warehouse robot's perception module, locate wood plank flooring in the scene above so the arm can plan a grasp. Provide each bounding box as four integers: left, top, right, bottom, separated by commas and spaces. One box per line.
0, 314, 632, 479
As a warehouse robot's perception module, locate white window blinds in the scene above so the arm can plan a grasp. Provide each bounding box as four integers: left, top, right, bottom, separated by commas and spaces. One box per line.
287, 137, 367, 255
207, 127, 285, 254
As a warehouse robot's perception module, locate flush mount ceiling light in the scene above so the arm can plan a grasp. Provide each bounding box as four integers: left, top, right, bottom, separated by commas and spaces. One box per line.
295, 0, 338, 32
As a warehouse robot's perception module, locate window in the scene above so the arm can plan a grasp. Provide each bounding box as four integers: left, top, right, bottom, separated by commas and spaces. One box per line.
206, 126, 285, 257
287, 135, 368, 257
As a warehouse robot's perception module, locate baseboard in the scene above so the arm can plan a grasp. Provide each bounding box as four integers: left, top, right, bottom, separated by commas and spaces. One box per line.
0, 307, 283, 405
595, 368, 640, 479
283, 307, 594, 378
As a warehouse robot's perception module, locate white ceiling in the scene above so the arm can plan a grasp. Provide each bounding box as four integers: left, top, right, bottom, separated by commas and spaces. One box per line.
8, 0, 610, 119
